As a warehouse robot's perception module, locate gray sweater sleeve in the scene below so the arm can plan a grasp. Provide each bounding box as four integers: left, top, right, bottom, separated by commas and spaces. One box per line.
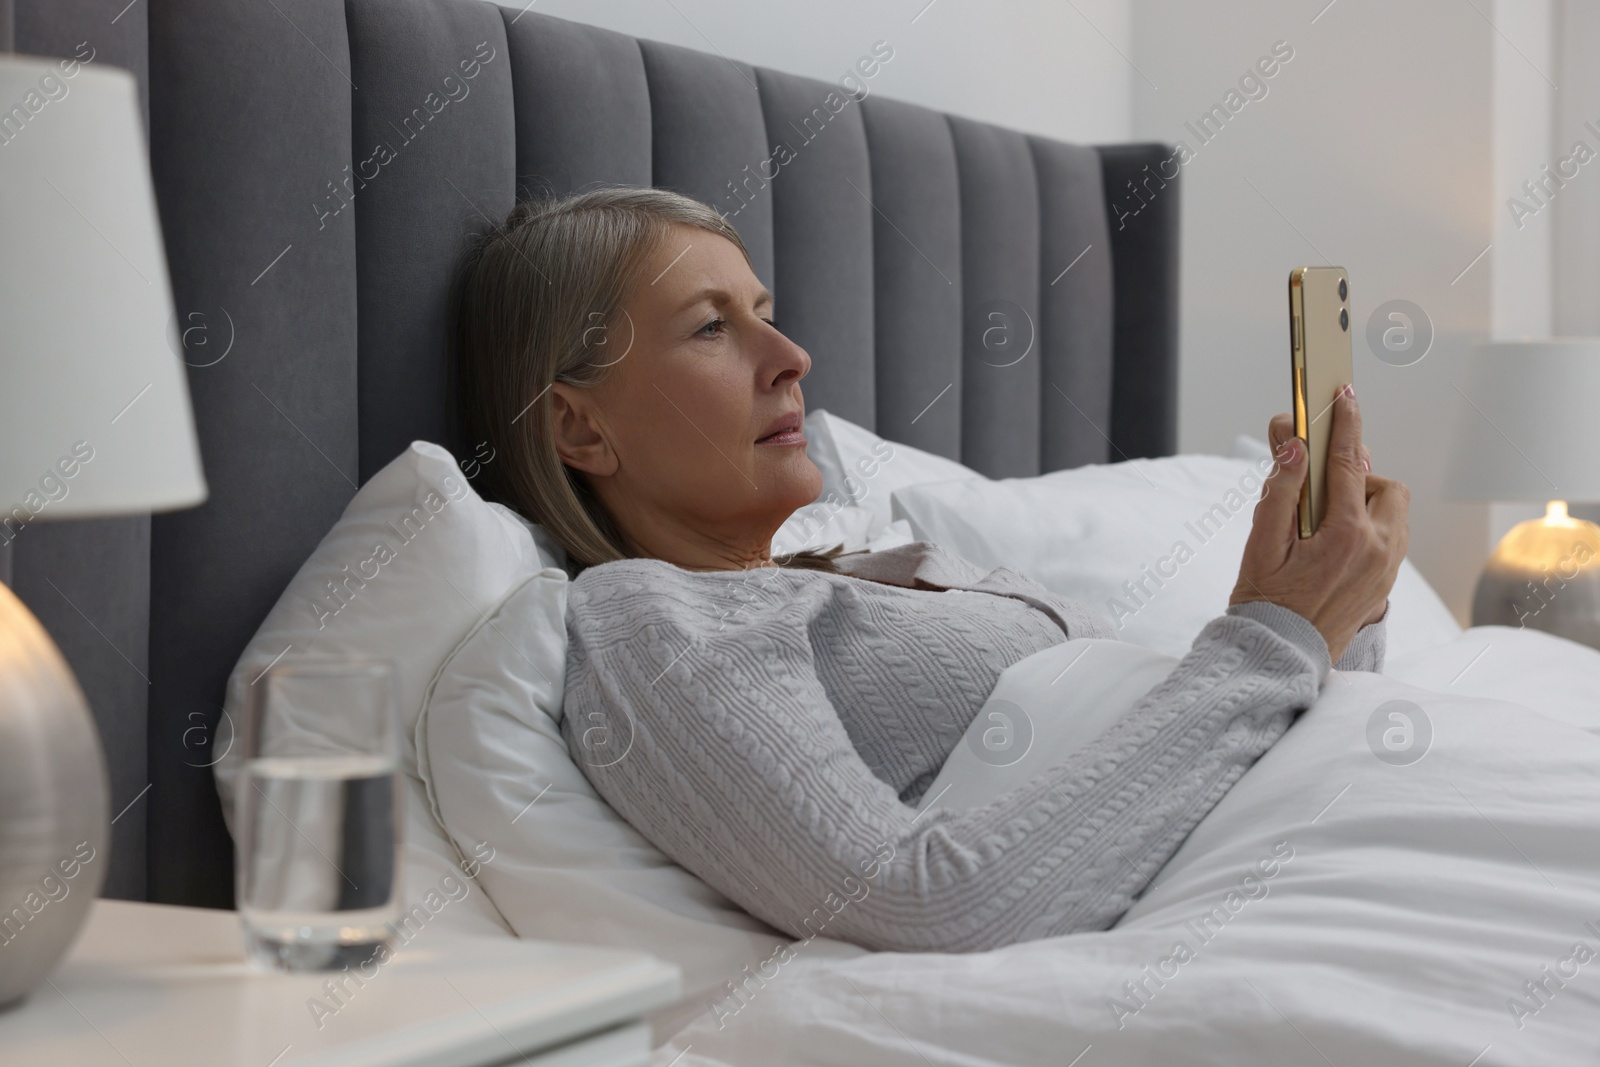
562, 574, 1338, 954
1229, 599, 1387, 674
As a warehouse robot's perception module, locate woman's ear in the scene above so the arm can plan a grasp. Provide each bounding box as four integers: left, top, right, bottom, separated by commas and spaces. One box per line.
548, 383, 619, 477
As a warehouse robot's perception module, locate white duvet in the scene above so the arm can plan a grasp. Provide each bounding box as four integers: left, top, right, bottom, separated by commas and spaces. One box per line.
653, 626, 1600, 1066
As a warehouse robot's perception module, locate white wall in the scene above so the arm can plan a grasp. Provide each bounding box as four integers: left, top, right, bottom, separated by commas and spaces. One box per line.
1486, 0, 1554, 545
498, 0, 1133, 144
1490, 0, 1554, 339
1483, 0, 1600, 537
1552, 3, 1600, 337
1547, 0, 1600, 530
1132, 0, 1496, 623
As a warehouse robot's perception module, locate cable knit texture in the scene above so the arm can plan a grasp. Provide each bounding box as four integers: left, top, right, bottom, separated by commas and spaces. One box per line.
560, 541, 1385, 953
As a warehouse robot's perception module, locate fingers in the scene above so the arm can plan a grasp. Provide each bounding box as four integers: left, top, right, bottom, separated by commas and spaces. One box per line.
1268, 412, 1294, 455
1324, 385, 1368, 525
1366, 475, 1410, 538
1244, 435, 1309, 563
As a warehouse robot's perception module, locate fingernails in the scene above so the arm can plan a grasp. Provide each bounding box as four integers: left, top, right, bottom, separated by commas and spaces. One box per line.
1363, 457, 1371, 472
1342, 383, 1356, 400
1280, 438, 1302, 465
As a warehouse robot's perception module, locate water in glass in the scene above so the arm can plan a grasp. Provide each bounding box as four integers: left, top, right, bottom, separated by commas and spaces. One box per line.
237, 658, 401, 972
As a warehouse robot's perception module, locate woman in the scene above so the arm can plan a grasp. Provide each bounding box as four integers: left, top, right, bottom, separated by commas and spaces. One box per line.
452, 187, 1409, 954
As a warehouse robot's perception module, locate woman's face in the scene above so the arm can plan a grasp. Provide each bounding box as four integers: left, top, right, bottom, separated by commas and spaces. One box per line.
549, 223, 823, 570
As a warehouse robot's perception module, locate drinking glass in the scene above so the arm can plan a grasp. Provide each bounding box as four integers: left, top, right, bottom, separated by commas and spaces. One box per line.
236, 657, 402, 972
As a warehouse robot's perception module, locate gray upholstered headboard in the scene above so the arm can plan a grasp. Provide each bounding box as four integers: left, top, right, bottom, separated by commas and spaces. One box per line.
5, 0, 1178, 908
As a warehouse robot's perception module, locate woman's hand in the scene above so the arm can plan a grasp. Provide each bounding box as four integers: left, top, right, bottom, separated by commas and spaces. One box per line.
1264, 409, 1386, 629
1229, 385, 1410, 664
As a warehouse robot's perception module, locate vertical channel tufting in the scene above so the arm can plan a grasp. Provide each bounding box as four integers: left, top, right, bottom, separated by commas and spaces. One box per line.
948, 116, 1042, 479
860, 96, 962, 460
147, 0, 358, 906
1031, 138, 1115, 470
346, 0, 515, 479
502, 11, 651, 198
754, 67, 875, 429
13, 0, 148, 122
1099, 143, 1180, 461
640, 39, 775, 293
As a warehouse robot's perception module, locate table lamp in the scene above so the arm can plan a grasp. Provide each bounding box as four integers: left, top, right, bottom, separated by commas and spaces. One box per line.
0, 56, 207, 1006
1445, 340, 1600, 649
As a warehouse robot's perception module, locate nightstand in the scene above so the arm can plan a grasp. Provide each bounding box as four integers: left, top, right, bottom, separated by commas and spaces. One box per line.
0, 899, 681, 1066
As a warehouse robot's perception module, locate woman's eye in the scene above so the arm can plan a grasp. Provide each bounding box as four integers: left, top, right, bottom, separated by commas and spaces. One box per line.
696, 316, 778, 337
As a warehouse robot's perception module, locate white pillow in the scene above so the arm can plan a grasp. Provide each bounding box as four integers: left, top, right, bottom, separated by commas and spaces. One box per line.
773, 507, 917, 557
891, 446, 1461, 662
803, 409, 984, 541
214, 441, 556, 933
417, 572, 797, 1039
394, 773, 515, 939
772, 499, 879, 556
868, 518, 917, 552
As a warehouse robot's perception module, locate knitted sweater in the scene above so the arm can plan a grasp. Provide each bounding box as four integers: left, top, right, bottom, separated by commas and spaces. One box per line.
560, 540, 1384, 953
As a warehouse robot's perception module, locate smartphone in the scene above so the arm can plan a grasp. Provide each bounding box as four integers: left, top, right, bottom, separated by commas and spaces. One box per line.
1288, 266, 1354, 539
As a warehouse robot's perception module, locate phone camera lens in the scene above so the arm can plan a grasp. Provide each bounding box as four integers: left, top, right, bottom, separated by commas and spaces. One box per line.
1338, 278, 1348, 301
1339, 308, 1349, 331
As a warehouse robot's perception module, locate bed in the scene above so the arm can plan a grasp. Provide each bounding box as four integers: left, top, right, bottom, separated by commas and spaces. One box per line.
10, 2, 1600, 1065
10, 0, 1175, 910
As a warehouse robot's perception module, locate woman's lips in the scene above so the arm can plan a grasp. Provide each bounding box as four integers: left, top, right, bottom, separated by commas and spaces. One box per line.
755, 429, 806, 446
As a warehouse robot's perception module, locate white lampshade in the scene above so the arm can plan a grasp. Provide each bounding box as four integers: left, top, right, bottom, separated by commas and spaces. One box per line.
0, 56, 205, 521
1444, 339, 1600, 503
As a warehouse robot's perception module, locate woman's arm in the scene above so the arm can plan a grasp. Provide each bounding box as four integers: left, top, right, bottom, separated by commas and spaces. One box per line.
1230, 598, 1387, 674
561, 565, 1323, 954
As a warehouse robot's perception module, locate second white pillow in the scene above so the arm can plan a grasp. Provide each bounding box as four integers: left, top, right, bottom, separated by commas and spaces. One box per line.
890, 450, 1461, 661
802, 408, 984, 542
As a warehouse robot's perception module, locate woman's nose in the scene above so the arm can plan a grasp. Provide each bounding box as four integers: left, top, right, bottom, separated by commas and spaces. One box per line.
769, 327, 810, 386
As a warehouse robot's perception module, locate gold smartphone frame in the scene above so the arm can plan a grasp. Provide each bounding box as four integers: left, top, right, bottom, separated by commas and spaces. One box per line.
1288, 266, 1354, 539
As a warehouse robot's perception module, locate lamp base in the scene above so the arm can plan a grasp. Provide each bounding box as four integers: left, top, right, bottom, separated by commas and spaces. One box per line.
0, 580, 110, 1008
1470, 503, 1600, 651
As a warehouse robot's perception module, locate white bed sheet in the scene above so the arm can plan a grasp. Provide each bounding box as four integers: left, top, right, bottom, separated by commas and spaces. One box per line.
651, 625, 1600, 1066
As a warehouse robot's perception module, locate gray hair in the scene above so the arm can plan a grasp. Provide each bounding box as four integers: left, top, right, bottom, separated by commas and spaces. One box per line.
451, 186, 841, 574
